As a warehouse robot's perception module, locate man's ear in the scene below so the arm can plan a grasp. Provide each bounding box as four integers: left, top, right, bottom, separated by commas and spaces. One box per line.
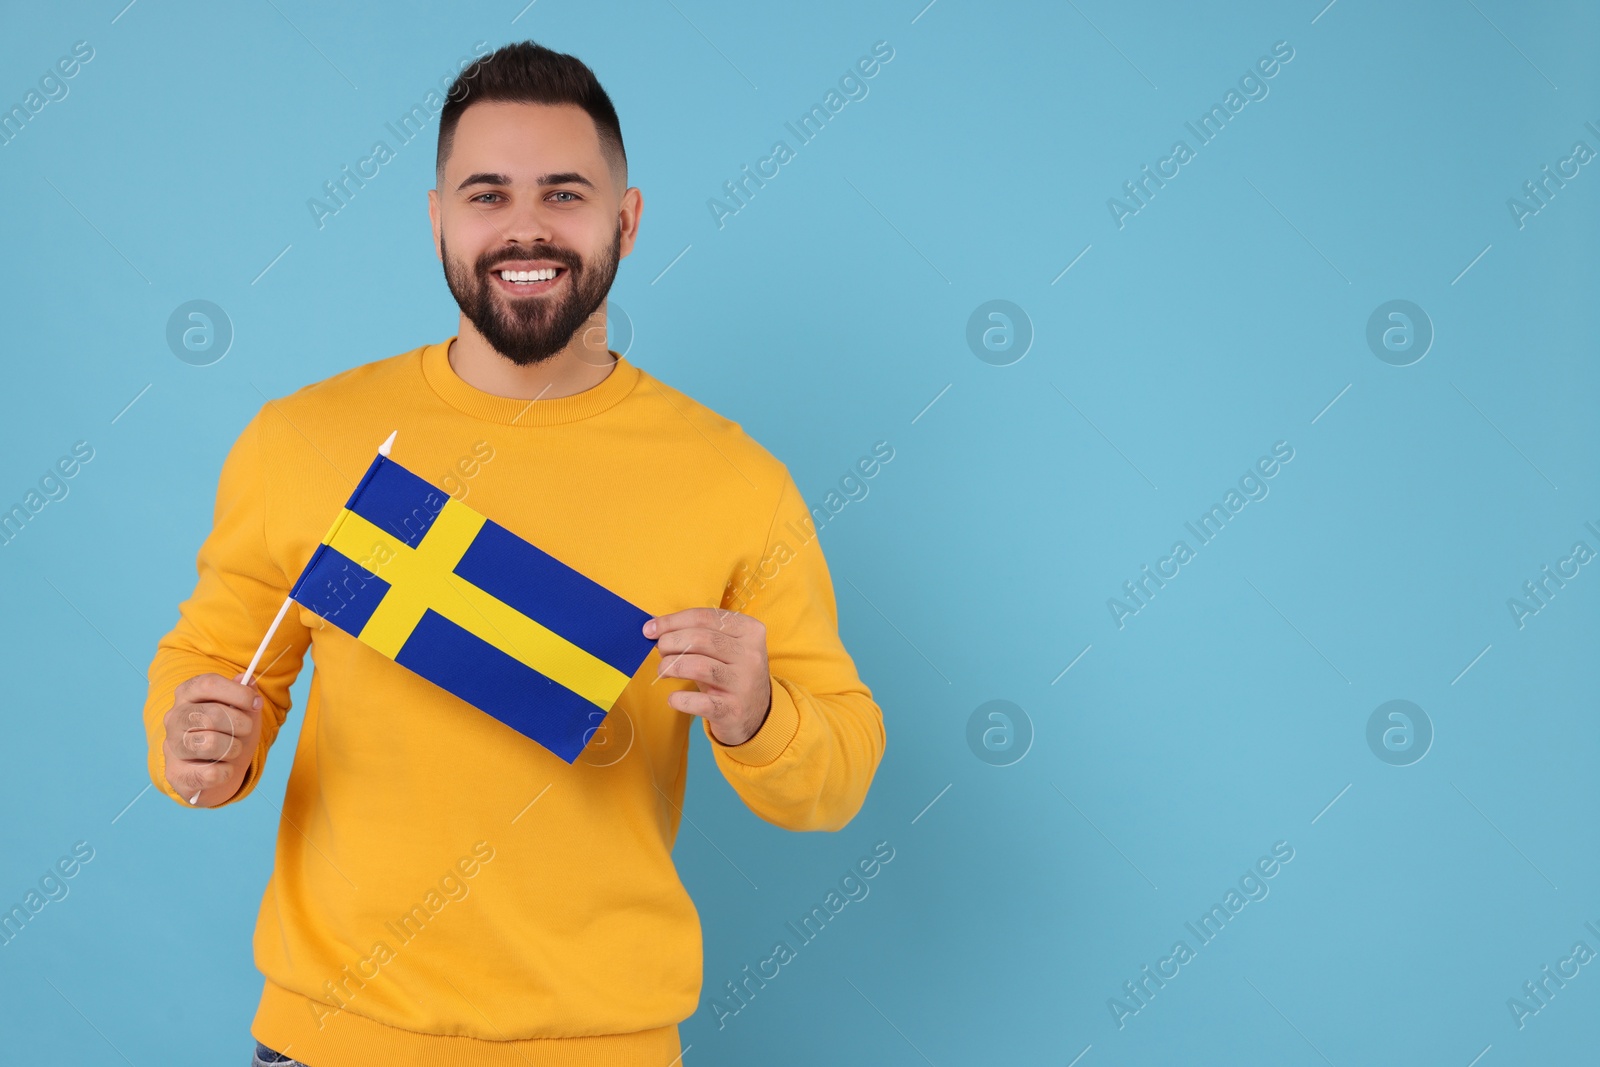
618, 186, 643, 260
427, 188, 442, 260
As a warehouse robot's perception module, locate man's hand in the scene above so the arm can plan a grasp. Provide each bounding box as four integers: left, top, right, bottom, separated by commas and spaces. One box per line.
645, 608, 772, 746
162, 672, 262, 807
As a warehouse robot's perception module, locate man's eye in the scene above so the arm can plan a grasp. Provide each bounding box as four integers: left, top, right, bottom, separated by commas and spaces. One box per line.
471, 193, 502, 203
550, 191, 579, 202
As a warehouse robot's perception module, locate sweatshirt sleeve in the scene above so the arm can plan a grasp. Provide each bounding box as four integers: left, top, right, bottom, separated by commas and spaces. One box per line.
703, 466, 887, 831
142, 403, 312, 808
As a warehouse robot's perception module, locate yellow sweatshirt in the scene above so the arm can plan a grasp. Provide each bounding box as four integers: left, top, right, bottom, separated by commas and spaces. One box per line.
141, 337, 887, 1066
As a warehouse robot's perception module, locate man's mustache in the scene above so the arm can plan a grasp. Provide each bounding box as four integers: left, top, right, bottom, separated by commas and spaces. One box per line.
482, 250, 581, 273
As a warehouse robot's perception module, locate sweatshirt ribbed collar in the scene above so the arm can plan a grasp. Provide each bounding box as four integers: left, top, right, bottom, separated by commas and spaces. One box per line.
420, 336, 640, 426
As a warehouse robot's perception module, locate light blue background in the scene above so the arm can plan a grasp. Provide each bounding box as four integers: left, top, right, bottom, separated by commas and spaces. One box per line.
1, 1, 1596, 1064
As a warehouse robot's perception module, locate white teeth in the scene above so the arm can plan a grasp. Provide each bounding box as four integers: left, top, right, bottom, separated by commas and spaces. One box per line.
499, 268, 558, 283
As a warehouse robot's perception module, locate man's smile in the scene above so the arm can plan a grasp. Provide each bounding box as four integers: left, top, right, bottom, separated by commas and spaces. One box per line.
490, 262, 569, 295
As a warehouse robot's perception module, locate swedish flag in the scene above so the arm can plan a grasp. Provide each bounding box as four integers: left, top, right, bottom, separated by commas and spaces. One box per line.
286, 436, 657, 763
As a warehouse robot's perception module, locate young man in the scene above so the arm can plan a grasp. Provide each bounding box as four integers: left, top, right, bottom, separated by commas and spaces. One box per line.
142, 40, 886, 1067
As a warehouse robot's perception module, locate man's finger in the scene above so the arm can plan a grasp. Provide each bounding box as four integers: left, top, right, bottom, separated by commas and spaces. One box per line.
645, 607, 757, 639
179, 672, 261, 713
172, 728, 245, 764
179, 700, 255, 738
665, 689, 729, 719
655, 626, 741, 665
168, 758, 237, 804
656, 651, 735, 688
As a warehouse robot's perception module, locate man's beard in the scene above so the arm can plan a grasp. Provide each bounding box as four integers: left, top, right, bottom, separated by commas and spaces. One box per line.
441, 222, 621, 367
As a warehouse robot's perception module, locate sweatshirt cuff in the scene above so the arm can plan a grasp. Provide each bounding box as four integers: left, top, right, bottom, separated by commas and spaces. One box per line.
704, 676, 800, 767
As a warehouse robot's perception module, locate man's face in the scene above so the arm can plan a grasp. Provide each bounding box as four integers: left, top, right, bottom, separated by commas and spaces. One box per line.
430, 102, 637, 366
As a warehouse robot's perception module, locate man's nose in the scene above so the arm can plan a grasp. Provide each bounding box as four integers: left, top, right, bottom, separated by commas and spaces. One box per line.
499, 194, 556, 246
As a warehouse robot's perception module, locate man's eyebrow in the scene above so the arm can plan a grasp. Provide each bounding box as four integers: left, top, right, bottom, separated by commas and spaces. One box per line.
536, 171, 595, 189
455, 171, 596, 192
456, 171, 511, 192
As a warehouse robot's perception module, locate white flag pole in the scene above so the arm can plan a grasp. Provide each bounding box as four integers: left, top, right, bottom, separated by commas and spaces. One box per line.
190, 430, 398, 806
241, 595, 294, 688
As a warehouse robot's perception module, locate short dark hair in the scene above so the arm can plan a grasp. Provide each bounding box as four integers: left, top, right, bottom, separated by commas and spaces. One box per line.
436, 40, 627, 191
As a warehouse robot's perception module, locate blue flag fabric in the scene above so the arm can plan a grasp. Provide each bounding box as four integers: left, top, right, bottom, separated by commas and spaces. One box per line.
286, 446, 657, 763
